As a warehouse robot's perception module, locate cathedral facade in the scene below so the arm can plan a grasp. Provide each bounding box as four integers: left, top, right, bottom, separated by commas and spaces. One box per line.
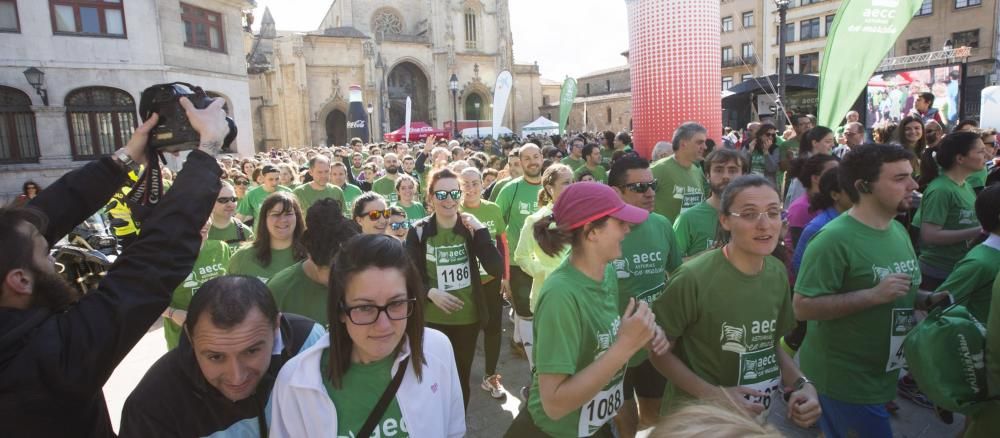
247, 0, 546, 150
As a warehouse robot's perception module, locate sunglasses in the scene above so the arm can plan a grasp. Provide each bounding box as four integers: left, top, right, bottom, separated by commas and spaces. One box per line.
234, 181, 249, 186
216, 197, 238, 204
361, 209, 392, 220
390, 221, 411, 231
433, 190, 463, 201
623, 180, 658, 193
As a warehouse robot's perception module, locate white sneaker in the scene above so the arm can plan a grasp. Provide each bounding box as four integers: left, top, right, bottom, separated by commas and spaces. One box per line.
481, 374, 506, 400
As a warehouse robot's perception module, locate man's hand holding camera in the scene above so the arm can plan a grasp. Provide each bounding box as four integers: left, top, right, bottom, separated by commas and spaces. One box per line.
179, 96, 230, 156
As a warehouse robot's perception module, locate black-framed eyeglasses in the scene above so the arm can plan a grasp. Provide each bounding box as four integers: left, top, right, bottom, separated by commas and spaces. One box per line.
216, 197, 238, 204
623, 180, 658, 193
390, 221, 410, 231
433, 190, 462, 200
342, 298, 416, 325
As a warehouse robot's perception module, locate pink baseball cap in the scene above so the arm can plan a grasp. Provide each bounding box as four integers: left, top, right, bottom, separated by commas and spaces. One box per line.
552, 182, 649, 230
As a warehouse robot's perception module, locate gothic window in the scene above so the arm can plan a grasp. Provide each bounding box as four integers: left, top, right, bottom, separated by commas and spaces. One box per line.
0, 87, 39, 163
464, 9, 478, 49
372, 8, 403, 36
65, 86, 136, 160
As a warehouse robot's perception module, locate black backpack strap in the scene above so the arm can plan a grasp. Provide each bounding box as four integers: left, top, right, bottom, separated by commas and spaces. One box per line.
356, 359, 409, 438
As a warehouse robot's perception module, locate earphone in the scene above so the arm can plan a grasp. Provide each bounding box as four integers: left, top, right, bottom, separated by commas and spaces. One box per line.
857, 181, 873, 194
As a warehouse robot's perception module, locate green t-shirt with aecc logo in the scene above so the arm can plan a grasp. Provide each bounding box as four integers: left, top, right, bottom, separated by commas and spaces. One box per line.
267, 261, 330, 326
614, 212, 683, 367
372, 176, 400, 204
339, 183, 364, 217
917, 175, 980, 271
528, 261, 625, 437
227, 246, 299, 284
460, 200, 506, 283
935, 238, 1000, 323
494, 177, 542, 266
653, 249, 795, 420
488, 176, 513, 202
560, 156, 586, 171
292, 183, 345, 218
165, 241, 231, 349
236, 185, 292, 220
672, 200, 720, 257
424, 226, 477, 325
574, 165, 608, 184
206, 219, 254, 253
394, 202, 427, 226
321, 350, 408, 438
651, 156, 705, 222
795, 213, 920, 405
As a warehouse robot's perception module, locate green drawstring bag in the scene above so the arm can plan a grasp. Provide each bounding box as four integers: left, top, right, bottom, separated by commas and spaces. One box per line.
902, 304, 991, 416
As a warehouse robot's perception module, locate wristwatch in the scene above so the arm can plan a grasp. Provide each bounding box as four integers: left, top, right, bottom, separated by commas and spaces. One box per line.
792, 376, 813, 392
113, 148, 141, 174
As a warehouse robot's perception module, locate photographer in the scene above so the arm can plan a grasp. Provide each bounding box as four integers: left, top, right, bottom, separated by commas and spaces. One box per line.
0, 96, 228, 436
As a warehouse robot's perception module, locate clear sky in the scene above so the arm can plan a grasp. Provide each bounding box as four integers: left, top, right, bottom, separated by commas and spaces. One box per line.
251, 0, 630, 81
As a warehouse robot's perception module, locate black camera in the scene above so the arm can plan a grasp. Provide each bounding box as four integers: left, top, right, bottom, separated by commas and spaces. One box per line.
138, 82, 237, 153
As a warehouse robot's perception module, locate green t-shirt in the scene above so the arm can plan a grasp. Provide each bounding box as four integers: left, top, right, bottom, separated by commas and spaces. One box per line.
494, 177, 542, 266
966, 272, 1000, 437
777, 139, 799, 190
267, 261, 329, 326
165, 241, 231, 349
372, 176, 400, 204
917, 175, 980, 271
561, 156, 586, 171
424, 226, 477, 325
600, 147, 614, 167
574, 164, 608, 184
236, 185, 292, 220
395, 202, 426, 226
206, 220, 254, 253
654, 249, 795, 418
749, 150, 767, 176
461, 200, 506, 283
488, 176, 513, 202
321, 350, 408, 438
528, 261, 624, 437
339, 183, 364, 217
651, 156, 705, 222
292, 183, 346, 218
673, 200, 719, 257
227, 246, 299, 284
796, 214, 920, 404
968, 168, 988, 190
936, 238, 1000, 323
614, 213, 682, 366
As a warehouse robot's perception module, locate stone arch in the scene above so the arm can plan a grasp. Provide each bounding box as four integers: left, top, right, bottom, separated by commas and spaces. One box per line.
464, 92, 486, 120
386, 60, 430, 131
317, 99, 348, 146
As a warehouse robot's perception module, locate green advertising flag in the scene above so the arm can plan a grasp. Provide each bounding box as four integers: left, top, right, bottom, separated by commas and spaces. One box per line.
559, 77, 578, 135
818, 0, 923, 128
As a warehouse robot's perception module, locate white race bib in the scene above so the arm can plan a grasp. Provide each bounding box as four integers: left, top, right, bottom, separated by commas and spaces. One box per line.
578, 379, 624, 437
742, 377, 781, 424
887, 308, 916, 371
738, 347, 781, 423
436, 263, 471, 291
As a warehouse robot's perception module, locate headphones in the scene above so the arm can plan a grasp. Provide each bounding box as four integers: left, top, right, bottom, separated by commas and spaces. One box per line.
857, 181, 873, 194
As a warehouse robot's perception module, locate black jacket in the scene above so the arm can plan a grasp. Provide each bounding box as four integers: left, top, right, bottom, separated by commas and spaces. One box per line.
119, 314, 323, 438
0, 151, 221, 437
405, 215, 503, 327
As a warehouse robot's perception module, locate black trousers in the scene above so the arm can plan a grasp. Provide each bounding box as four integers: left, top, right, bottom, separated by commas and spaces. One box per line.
509, 265, 534, 318
482, 278, 503, 376
428, 321, 480, 408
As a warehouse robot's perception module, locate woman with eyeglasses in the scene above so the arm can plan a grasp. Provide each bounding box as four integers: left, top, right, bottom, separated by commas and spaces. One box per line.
227, 192, 307, 283
12, 180, 41, 207
393, 174, 426, 226
269, 234, 466, 437
746, 123, 780, 185
649, 175, 821, 428
353, 192, 390, 235
386, 206, 409, 242
505, 182, 661, 437
207, 181, 255, 251
405, 168, 503, 408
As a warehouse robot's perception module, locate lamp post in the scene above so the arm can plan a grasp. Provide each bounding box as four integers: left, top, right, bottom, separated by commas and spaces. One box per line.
449, 74, 459, 139
474, 101, 481, 139
366, 103, 374, 142
775, 0, 790, 130
23, 67, 48, 106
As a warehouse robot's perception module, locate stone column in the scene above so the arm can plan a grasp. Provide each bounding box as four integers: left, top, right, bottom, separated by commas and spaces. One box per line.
625, 0, 722, 158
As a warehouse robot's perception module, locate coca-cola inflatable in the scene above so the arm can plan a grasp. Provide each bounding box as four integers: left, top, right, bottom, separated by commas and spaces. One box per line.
347, 85, 370, 143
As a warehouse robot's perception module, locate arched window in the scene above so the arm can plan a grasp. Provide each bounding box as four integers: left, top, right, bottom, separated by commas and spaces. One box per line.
0, 87, 40, 163
464, 9, 477, 49
464, 93, 483, 120
65, 86, 136, 160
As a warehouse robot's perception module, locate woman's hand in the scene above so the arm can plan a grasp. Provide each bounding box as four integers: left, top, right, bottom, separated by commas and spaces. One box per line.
614, 298, 656, 356
428, 288, 464, 314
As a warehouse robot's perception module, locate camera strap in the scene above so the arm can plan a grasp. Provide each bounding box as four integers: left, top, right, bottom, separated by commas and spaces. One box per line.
125, 150, 166, 224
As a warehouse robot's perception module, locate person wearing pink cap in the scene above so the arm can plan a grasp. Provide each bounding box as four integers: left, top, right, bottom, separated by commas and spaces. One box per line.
504, 182, 668, 438
649, 175, 821, 428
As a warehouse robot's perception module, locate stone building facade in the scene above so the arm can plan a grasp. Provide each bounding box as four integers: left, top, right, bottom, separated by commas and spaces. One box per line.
538, 65, 634, 135
721, 0, 766, 90
0, 0, 256, 203
247, 0, 547, 150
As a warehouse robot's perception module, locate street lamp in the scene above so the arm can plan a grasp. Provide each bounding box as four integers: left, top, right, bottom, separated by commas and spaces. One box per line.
474, 101, 481, 139
366, 103, 374, 142
775, 0, 790, 130
23, 67, 48, 106
449, 73, 459, 139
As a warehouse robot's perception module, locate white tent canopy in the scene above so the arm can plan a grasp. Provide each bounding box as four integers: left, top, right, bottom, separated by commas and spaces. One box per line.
521, 116, 559, 135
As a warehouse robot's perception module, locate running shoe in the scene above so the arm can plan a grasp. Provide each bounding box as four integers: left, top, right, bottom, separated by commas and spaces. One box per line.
897, 376, 934, 409
481, 374, 507, 400
509, 338, 526, 358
